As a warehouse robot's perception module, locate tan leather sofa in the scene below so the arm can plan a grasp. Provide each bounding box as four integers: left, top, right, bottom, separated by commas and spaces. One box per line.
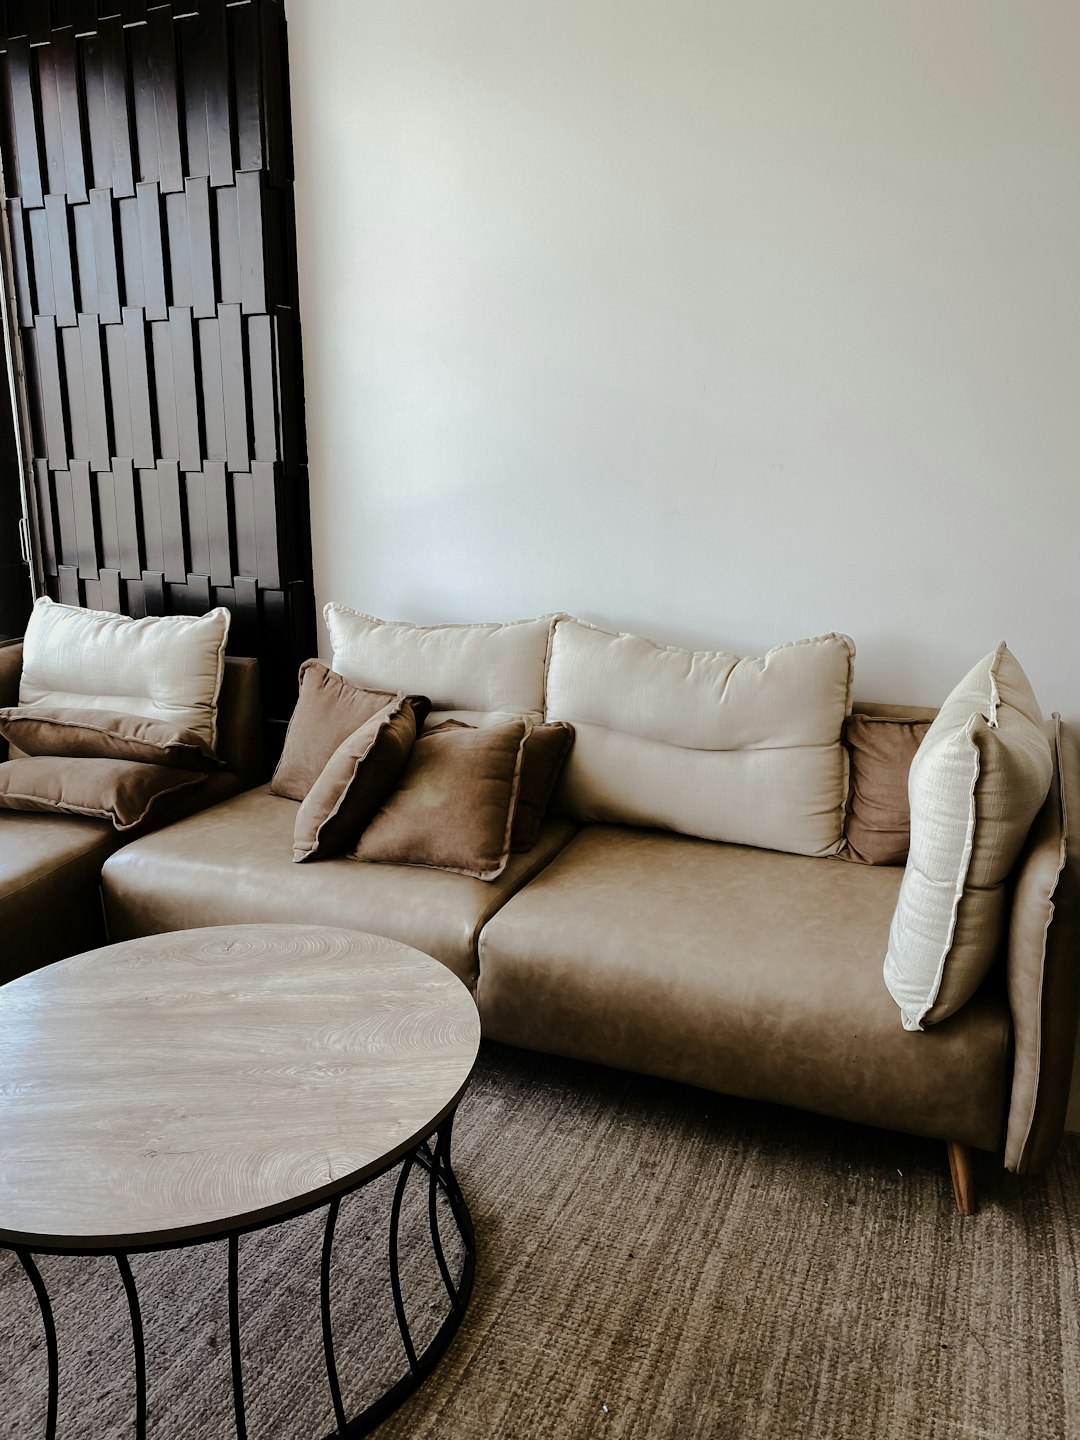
98, 708, 1080, 1215
97, 604, 1080, 1215
0, 640, 264, 982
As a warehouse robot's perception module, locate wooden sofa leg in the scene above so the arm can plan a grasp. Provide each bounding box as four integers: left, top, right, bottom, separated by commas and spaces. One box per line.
947, 1142, 976, 1216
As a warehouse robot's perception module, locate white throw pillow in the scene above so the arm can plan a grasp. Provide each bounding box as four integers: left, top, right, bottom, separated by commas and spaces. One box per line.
324, 604, 557, 724
19, 599, 230, 751
545, 619, 855, 857
883, 644, 1053, 1031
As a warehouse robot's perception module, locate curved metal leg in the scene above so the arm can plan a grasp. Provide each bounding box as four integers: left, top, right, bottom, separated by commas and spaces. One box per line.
321, 1196, 348, 1435
427, 1127, 462, 1311
228, 1233, 247, 1439
115, 1254, 147, 1440
387, 1154, 419, 1376
16, 1250, 58, 1440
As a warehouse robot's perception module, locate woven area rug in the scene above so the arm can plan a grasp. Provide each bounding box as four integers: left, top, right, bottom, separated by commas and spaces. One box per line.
3, 1041, 1078, 1440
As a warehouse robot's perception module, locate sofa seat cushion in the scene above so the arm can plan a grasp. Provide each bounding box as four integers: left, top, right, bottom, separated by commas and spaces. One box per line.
101, 785, 578, 987
477, 825, 1011, 1150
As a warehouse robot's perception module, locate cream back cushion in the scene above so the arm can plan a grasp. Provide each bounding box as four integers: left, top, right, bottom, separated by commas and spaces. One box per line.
884, 644, 1053, 1031
19, 598, 230, 750
324, 605, 556, 724
545, 619, 855, 856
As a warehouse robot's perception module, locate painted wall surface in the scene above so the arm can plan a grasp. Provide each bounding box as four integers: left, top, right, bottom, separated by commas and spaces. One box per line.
288, 3, 1080, 1121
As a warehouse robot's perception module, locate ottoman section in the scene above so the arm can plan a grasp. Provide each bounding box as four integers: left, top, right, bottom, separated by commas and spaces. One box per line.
102, 784, 578, 988
477, 825, 1012, 1150
1, 770, 240, 982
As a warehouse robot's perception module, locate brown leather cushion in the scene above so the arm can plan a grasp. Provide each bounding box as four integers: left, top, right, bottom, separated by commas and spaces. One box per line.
0, 706, 217, 770
352, 718, 531, 880
0, 756, 206, 830
512, 722, 575, 852
101, 783, 578, 988
841, 713, 932, 865
271, 659, 430, 802
293, 698, 417, 862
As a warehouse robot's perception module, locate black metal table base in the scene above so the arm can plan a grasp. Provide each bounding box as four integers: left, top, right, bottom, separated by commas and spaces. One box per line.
8, 1112, 475, 1440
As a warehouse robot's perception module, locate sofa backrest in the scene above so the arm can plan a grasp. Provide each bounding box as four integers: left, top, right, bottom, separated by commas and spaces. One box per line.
324, 604, 555, 725
544, 618, 855, 858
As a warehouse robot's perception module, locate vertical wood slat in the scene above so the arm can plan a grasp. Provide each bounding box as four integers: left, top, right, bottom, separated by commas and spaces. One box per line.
79, 315, 110, 471
8, 198, 35, 325
36, 29, 87, 201
157, 458, 187, 583
170, 306, 200, 472
57, 563, 81, 605
6, 37, 44, 208
32, 316, 69, 466
60, 321, 88, 459
251, 460, 281, 588
184, 469, 210, 577
137, 180, 167, 320
69, 458, 99, 579
89, 186, 120, 322
104, 320, 132, 459
27, 205, 55, 315
118, 192, 144, 309
95, 469, 121, 571
149, 6, 183, 192
33, 457, 57, 575
203, 459, 232, 586
122, 305, 155, 468
112, 455, 142, 580
231, 470, 257, 579
44, 193, 76, 326
51, 467, 78, 569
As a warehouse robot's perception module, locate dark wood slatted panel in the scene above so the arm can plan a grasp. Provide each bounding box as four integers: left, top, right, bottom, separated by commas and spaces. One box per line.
0, 0, 312, 726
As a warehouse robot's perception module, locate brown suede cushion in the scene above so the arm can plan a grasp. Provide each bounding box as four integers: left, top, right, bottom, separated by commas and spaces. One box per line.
511, 721, 575, 851
271, 660, 430, 801
351, 717, 531, 880
841, 714, 932, 865
0, 707, 217, 770
0, 756, 206, 830
293, 698, 417, 863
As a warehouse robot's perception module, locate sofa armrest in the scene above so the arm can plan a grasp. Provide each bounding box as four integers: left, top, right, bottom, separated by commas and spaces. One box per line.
216, 656, 265, 788
1004, 717, 1080, 1173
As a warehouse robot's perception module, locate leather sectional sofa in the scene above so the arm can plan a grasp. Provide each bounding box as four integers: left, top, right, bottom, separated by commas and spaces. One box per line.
96, 612, 1080, 1213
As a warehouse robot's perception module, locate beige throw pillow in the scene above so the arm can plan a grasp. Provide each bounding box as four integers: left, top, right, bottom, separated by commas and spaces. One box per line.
883, 644, 1054, 1030
18, 598, 229, 750
292, 698, 417, 863
351, 717, 531, 880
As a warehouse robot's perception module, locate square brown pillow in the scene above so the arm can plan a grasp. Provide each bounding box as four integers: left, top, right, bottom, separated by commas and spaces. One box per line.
271, 660, 430, 801
841, 714, 933, 865
351, 717, 531, 880
0, 756, 206, 830
511, 722, 575, 850
293, 698, 417, 862
0, 707, 217, 770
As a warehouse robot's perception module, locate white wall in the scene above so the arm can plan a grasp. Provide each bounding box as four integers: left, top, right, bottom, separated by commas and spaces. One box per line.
287, 5, 1080, 1123
288, 0, 1080, 713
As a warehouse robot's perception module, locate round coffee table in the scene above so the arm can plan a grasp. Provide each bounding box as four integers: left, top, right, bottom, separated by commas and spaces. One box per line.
0, 923, 481, 1439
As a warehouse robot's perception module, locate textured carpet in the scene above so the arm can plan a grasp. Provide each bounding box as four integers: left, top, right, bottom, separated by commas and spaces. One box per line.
3, 1042, 1079, 1440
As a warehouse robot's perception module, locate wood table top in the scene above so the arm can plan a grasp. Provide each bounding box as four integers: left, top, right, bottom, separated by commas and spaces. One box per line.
0, 925, 480, 1251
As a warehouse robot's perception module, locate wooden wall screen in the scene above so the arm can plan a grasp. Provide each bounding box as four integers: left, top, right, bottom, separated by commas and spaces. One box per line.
0, 0, 314, 723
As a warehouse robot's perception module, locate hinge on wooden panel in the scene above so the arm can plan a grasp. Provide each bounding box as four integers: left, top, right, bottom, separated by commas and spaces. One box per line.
18, 516, 31, 567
